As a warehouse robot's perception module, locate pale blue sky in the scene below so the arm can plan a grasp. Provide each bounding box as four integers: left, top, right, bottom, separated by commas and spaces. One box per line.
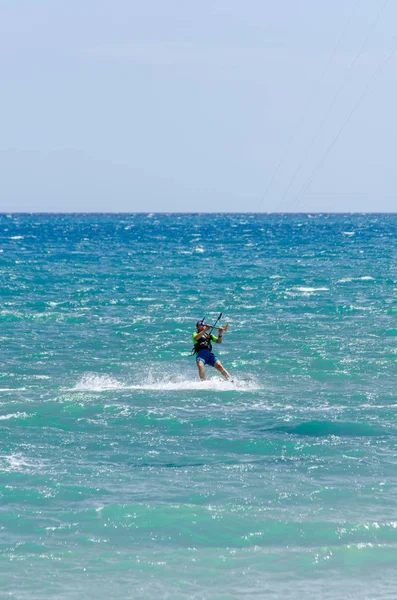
1, 0, 396, 212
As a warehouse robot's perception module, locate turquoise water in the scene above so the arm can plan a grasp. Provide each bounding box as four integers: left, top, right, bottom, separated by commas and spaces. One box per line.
1, 213, 397, 599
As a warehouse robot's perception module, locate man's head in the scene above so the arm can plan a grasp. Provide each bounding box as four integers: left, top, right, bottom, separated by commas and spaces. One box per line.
196, 320, 205, 331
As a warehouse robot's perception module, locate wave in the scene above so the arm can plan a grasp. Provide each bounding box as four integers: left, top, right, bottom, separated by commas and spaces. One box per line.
337, 276, 375, 283
66, 503, 397, 548
286, 287, 329, 296
267, 420, 389, 437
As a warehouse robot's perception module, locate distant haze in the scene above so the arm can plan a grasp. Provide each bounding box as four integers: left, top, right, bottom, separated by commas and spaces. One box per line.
1, 0, 397, 212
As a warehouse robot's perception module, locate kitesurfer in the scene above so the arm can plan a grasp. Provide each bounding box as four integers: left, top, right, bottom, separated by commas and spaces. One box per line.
192, 321, 231, 381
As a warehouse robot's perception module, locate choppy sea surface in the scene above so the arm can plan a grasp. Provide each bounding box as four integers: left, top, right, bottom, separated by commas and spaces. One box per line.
1, 213, 397, 599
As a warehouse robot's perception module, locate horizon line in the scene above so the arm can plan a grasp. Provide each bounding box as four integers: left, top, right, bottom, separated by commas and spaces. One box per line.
1, 211, 397, 216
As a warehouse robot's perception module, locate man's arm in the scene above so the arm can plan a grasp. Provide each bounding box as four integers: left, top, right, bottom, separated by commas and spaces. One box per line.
215, 323, 228, 344
193, 325, 211, 340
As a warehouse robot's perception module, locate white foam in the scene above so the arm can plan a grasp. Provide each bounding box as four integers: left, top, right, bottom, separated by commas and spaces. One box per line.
72, 374, 128, 391
72, 373, 258, 392
130, 379, 257, 392
2, 452, 45, 472
295, 287, 329, 293
0, 412, 29, 420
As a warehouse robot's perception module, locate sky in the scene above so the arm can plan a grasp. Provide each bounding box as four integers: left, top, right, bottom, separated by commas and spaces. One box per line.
1, 0, 397, 213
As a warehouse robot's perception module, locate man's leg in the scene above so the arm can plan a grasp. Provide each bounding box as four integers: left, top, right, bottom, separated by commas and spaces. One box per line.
214, 360, 231, 380
197, 360, 206, 381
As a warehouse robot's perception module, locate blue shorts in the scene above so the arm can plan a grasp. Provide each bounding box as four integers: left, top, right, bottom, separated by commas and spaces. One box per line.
196, 349, 219, 367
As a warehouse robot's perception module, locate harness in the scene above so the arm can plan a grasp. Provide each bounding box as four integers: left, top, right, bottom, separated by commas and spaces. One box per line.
192, 333, 213, 354
191, 313, 223, 356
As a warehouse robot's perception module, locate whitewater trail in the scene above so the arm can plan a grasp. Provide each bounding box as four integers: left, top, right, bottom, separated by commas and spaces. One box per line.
70, 373, 259, 392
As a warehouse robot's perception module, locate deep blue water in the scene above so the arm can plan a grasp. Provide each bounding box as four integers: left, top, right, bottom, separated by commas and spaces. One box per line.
1, 213, 397, 599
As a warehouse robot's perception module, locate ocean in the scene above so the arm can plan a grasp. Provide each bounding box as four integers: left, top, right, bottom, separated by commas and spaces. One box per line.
1, 213, 397, 599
